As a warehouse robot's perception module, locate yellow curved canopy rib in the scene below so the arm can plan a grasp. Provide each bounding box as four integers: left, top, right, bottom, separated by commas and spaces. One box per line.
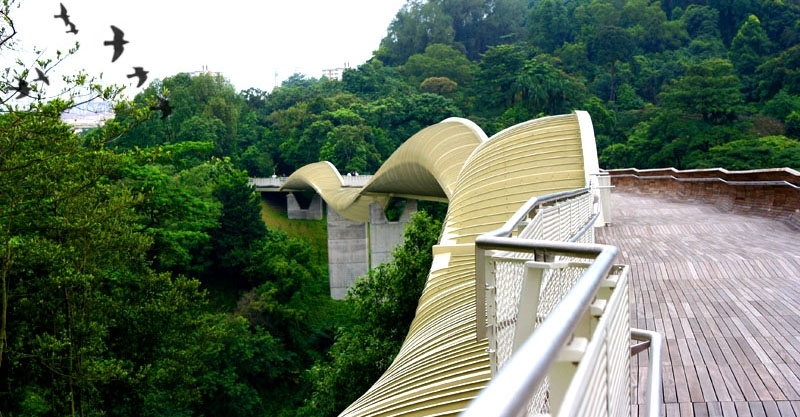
284, 112, 598, 416
280, 118, 488, 222
362, 117, 489, 201
281, 161, 375, 221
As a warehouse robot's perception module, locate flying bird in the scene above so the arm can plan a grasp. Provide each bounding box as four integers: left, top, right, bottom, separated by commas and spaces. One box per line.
104, 25, 128, 63
33, 68, 49, 85
150, 95, 172, 119
10, 78, 31, 99
66, 21, 78, 34
54, 3, 70, 26
127, 67, 149, 88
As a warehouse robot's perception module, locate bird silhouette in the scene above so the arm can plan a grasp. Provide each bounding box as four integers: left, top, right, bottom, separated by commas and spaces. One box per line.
54, 3, 70, 26
104, 25, 128, 63
66, 21, 78, 34
10, 78, 31, 99
33, 68, 49, 85
150, 95, 172, 119
127, 67, 149, 88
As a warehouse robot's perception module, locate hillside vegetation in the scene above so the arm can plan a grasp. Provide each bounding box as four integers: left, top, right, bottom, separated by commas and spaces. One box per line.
110, 0, 800, 173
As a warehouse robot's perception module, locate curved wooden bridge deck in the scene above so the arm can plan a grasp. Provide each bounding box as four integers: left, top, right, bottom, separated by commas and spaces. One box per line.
597, 190, 800, 417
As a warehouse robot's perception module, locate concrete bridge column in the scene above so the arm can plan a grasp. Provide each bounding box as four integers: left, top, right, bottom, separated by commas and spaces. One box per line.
369, 200, 418, 269
287, 193, 323, 220
327, 205, 368, 300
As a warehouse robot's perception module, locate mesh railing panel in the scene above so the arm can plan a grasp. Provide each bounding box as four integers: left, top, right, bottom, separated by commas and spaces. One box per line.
480, 189, 632, 417
494, 259, 526, 369
536, 263, 584, 320
517, 192, 595, 242
488, 190, 598, 377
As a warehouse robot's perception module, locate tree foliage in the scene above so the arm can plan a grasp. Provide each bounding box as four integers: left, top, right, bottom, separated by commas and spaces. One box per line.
301, 210, 442, 417
659, 58, 743, 124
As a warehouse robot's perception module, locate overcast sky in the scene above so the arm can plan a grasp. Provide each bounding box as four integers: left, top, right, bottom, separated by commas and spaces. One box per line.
8, 0, 407, 99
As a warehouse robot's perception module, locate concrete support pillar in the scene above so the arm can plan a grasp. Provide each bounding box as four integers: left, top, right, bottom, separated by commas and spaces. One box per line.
327, 205, 368, 300
287, 193, 323, 220
369, 200, 418, 269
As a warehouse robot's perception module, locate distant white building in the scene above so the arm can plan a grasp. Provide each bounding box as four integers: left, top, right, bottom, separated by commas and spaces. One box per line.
61, 112, 114, 133
190, 65, 222, 77
321, 63, 351, 81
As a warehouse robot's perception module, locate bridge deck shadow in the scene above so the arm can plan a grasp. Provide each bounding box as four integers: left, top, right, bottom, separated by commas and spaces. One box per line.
597, 191, 800, 417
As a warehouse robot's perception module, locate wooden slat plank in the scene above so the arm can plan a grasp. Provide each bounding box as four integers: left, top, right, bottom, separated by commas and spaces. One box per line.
764, 401, 783, 417
680, 402, 696, 417
736, 402, 754, 417
742, 361, 781, 401
729, 363, 761, 401
673, 364, 692, 403
665, 402, 681, 417
694, 402, 710, 417
718, 363, 746, 402
720, 402, 738, 417
776, 401, 797, 417
705, 364, 731, 402
662, 359, 678, 404
695, 365, 718, 402
706, 402, 724, 417
791, 401, 800, 416
685, 365, 705, 403
751, 402, 768, 417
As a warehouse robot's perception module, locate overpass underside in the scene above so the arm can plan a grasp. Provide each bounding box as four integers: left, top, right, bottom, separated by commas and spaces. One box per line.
280, 112, 602, 416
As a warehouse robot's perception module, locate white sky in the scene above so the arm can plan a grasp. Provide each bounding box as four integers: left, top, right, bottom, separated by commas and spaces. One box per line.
8, 0, 407, 99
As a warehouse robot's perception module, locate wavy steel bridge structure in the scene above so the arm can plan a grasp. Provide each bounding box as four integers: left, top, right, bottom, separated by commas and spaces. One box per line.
275, 112, 800, 416
280, 112, 603, 415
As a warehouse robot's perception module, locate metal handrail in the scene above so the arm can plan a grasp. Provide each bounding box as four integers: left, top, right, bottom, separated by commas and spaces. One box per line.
468, 187, 664, 417
467, 239, 619, 417
631, 328, 664, 417
611, 173, 800, 190
475, 187, 594, 340
488, 188, 591, 239
248, 174, 374, 189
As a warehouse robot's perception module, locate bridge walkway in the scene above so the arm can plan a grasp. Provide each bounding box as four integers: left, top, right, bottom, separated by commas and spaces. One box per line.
597, 191, 800, 417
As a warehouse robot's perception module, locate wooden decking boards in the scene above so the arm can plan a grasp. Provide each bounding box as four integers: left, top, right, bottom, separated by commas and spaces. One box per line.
596, 191, 800, 417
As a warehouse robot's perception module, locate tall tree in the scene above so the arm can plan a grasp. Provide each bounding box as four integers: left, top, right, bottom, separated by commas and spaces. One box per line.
513, 56, 587, 116
729, 14, 773, 99
587, 26, 636, 101
376, 0, 456, 66
681, 5, 722, 40
527, 0, 574, 53
708, 0, 757, 44
659, 58, 743, 124
483, 0, 529, 48
757, 0, 800, 50
475, 44, 528, 112
754, 44, 800, 106
402, 43, 475, 86
206, 162, 269, 288
686, 135, 800, 169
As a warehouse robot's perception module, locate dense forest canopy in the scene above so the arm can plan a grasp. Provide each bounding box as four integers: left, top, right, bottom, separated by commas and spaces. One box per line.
2, 0, 800, 415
